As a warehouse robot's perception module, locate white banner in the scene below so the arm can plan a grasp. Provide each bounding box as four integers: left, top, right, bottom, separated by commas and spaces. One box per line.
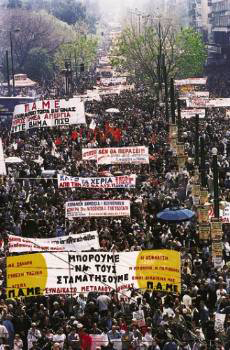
82, 147, 149, 164
181, 109, 205, 118
187, 98, 230, 108
65, 200, 130, 218
175, 77, 207, 86
100, 77, 126, 86
220, 204, 230, 223
6, 250, 181, 298
11, 98, 86, 133
7, 231, 100, 253
82, 148, 97, 161
97, 146, 149, 165
180, 91, 209, 99
58, 174, 136, 189
0, 138, 6, 176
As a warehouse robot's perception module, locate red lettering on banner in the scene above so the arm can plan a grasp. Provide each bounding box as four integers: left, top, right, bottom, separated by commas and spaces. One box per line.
42, 101, 50, 109
54, 100, 60, 109
31, 102, 37, 110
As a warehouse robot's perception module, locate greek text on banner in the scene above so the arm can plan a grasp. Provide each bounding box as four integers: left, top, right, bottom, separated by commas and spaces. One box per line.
58, 174, 136, 189
11, 98, 86, 133
65, 200, 130, 218
7, 231, 99, 253
6, 250, 181, 298
82, 147, 149, 164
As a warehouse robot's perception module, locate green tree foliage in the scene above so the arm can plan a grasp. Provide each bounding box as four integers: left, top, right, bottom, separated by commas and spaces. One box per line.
112, 23, 207, 93
0, 9, 75, 70
7, 0, 22, 8
23, 48, 54, 84
50, 0, 86, 25
176, 28, 207, 78
54, 34, 98, 72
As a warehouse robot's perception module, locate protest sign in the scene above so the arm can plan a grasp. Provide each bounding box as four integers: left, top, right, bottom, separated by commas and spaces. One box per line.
187, 98, 230, 108
82, 148, 97, 161
6, 249, 181, 298
97, 146, 149, 165
174, 77, 207, 86
200, 190, 209, 205
220, 203, 230, 223
181, 109, 205, 119
100, 77, 126, 86
11, 98, 86, 133
58, 174, 136, 189
65, 200, 131, 218
199, 224, 210, 240
211, 221, 223, 241
0, 138, 6, 176
212, 241, 223, 257
82, 147, 149, 164
197, 207, 209, 223
7, 231, 100, 253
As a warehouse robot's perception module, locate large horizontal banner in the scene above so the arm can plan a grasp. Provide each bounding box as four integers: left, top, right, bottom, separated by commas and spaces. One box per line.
82, 147, 149, 164
65, 200, 130, 218
187, 98, 230, 108
7, 231, 100, 253
97, 146, 149, 165
82, 148, 97, 161
58, 174, 136, 189
181, 109, 205, 118
175, 77, 207, 86
6, 250, 181, 298
100, 77, 126, 86
180, 91, 209, 99
11, 98, 86, 133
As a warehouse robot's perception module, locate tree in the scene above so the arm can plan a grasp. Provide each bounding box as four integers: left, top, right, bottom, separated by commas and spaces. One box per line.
111, 22, 207, 95
50, 0, 86, 25
7, 0, 22, 8
54, 34, 98, 71
0, 9, 75, 71
23, 48, 55, 84
175, 28, 207, 78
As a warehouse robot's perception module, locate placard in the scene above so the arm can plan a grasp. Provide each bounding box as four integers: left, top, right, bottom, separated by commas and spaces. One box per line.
6, 250, 181, 298
58, 174, 136, 189
7, 231, 100, 253
65, 200, 131, 218
97, 147, 149, 165
200, 190, 209, 205
199, 223, 210, 240
175, 77, 207, 86
11, 98, 86, 133
211, 221, 223, 240
197, 207, 209, 223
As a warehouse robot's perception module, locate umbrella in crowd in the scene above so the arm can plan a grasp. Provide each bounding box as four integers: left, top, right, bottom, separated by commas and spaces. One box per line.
156, 208, 195, 222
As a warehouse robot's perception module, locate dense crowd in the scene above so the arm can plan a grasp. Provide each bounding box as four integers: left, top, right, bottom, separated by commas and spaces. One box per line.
0, 81, 230, 350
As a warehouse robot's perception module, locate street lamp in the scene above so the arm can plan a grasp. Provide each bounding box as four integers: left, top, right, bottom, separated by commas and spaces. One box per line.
212, 147, 219, 219
0, 28, 20, 96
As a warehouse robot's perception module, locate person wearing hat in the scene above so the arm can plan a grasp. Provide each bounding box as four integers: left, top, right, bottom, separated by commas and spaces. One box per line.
67, 327, 80, 350
27, 323, 41, 350
13, 334, 23, 350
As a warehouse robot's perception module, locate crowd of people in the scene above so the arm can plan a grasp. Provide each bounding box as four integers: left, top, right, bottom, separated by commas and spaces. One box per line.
1, 66, 230, 350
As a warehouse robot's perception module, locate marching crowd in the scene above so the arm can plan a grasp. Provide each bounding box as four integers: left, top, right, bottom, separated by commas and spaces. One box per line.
1, 81, 230, 350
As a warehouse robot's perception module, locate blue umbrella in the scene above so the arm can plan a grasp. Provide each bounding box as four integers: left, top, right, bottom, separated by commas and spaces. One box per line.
156, 208, 195, 222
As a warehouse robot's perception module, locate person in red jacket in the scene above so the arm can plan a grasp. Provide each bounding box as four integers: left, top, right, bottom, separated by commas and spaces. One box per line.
79, 328, 92, 350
